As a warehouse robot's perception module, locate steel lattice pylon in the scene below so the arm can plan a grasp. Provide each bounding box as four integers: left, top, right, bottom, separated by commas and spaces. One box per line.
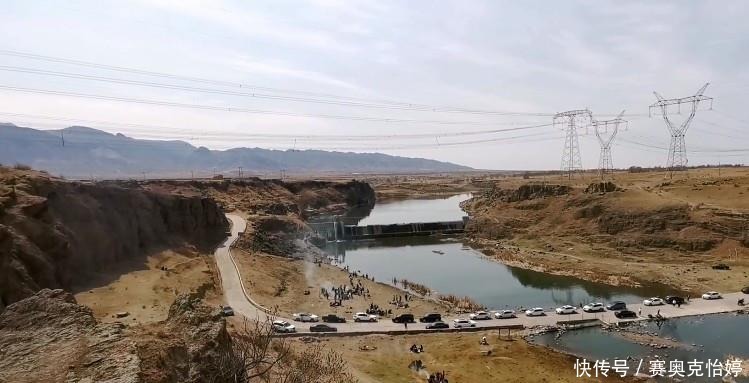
593, 111, 627, 179
649, 83, 713, 178
554, 109, 592, 180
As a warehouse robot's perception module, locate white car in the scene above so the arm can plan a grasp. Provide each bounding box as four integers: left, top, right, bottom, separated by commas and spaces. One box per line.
494, 310, 516, 319
353, 312, 378, 322
452, 318, 477, 328
583, 303, 604, 313
525, 307, 545, 317
272, 320, 296, 333
556, 305, 577, 315
292, 312, 319, 322
469, 311, 492, 320
702, 291, 722, 300
643, 297, 665, 306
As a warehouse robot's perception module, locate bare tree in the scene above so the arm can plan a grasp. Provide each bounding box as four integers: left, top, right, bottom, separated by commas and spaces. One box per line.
210, 315, 356, 383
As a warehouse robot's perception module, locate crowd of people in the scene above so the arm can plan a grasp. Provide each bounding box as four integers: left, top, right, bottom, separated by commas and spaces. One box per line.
428, 371, 449, 383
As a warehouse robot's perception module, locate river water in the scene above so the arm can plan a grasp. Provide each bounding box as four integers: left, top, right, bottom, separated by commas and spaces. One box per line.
321, 193, 749, 379
324, 193, 676, 309
531, 313, 749, 382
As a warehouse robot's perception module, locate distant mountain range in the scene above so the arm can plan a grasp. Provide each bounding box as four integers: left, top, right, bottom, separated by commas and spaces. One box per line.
0, 123, 471, 178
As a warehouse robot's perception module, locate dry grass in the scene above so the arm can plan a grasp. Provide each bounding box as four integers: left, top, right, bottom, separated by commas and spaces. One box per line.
321, 331, 626, 383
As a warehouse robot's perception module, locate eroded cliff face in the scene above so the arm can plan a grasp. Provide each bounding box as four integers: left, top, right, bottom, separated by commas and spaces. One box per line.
0, 289, 231, 383
0, 167, 229, 309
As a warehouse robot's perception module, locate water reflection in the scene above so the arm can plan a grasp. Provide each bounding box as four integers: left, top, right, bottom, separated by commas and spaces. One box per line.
323, 236, 675, 308
531, 313, 749, 382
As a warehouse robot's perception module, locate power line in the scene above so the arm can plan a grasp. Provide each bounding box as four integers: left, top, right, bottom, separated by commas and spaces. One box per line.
0, 49, 646, 118
0, 111, 554, 141
0, 85, 548, 126
0, 49, 560, 117
0, 123, 562, 151
0, 65, 557, 115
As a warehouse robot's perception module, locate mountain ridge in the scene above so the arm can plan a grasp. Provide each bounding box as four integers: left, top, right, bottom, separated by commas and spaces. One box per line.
0, 123, 471, 178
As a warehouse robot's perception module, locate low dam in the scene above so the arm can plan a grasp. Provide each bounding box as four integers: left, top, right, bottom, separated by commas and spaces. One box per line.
309, 216, 468, 241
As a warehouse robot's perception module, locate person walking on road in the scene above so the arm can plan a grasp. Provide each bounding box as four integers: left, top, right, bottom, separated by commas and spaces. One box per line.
404, 321, 408, 330
638, 308, 642, 317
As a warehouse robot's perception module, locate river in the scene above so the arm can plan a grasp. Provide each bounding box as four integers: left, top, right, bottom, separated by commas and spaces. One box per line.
323, 193, 676, 309
321, 193, 749, 380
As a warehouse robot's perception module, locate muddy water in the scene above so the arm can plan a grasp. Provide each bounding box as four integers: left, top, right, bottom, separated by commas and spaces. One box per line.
531, 313, 749, 382
324, 194, 677, 309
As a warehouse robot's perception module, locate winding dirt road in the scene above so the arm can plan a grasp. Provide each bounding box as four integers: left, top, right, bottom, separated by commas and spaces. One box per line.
215, 214, 747, 335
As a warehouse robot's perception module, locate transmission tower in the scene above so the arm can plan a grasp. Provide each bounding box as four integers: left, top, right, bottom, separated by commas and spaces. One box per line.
649, 83, 713, 178
554, 109, 592, 179
593, 110, 627, 179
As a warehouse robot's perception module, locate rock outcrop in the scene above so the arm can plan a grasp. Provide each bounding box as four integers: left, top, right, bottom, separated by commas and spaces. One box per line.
0, 167, 229, 309
0, 289, 232, 383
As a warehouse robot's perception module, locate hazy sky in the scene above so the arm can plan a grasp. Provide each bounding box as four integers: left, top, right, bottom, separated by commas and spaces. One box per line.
1, 0, 748, 170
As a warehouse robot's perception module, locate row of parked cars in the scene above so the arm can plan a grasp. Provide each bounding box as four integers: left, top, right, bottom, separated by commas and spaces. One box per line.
277, 292, 725, 333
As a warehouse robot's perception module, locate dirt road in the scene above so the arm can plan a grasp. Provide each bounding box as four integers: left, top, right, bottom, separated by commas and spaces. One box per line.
217, 215, 747, 334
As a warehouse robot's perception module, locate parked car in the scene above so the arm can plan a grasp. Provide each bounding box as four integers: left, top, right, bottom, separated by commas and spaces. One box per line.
309, 324, 337, 332
494, 310, 516, 319
272, 320, 296, 333
583, 303, 605, 313
426, 321, 450, 329
220, 306, 234, 317
555, 305, 577, 315
392, 313, 415, 323
643, 297, 665, 306
469, 311, 492, 320
665, 296, 685, 305
452, 318, 477, 328
615, 310, 638, 319
702, 291, 722, 300
419, 313, 442, 323
292, 312, 319, 322
606, 301, 627, 311
321, 314, 346, 323
742, 286, 749, 294
525, 307, 545, 317
353, 312, 378, 322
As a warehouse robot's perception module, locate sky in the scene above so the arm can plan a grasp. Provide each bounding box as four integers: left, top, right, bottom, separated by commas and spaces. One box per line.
0, 0, 748, 170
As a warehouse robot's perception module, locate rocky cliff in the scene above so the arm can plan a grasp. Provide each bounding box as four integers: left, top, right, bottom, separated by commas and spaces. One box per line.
0, 167, 229, 310
0, 289, 231, 382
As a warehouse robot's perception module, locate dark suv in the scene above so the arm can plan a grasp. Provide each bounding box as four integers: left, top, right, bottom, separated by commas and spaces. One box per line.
606, 301, 627, 311
322, 314, 346, 323
392, 313, 415, 323
665, 296, 685, 305
419, 313, 442, 323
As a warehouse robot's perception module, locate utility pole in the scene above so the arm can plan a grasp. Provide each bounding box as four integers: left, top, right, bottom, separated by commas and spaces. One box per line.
649, 83, 713, 179
554, 109, 592, 180
593, 110, 627, 180
238, 166, 243, 179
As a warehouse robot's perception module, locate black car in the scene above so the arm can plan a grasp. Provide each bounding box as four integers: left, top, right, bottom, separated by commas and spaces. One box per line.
322, 314, 347, 323
606, 301, 627, 311
426, 321, 449, 329
392, 313, 415, 323
665, 296, 685, 305
743, 286, 749, 294
221, 306, 235, 317
419, 313, 442, 323
310, 324, 338, 332
615, 310, 637, 319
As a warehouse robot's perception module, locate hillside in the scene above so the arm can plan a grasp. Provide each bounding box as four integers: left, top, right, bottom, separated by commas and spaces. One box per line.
0, 166, 229, 310
461, 168, 749, 292
0, 123, 471, 178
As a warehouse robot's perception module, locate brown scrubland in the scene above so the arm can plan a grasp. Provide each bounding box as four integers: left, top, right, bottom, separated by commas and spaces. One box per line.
460, 167, 749, 293
3, 164, 747, 382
